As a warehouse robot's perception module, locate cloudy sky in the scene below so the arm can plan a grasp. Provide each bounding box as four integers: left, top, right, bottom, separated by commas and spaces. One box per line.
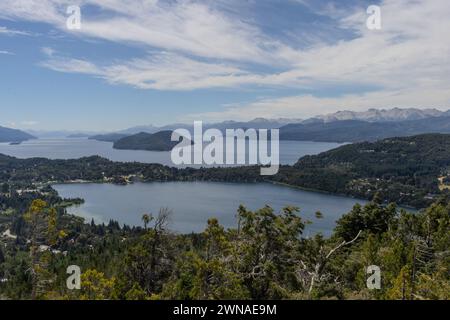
0, 0, 449, 131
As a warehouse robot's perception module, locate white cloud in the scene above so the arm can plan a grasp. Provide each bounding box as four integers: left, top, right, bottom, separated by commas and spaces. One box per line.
187, 87, 450, 122
0, 50, 14, 55
1, 0, 449, 119
40, 56, 102, 75
41, 51, 263, 90
0, 26, 31, 36
0, 1, 66, 25
0, 0, 287, 64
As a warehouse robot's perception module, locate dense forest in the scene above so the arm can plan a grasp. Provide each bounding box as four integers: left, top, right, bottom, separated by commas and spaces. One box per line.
272, 134, 450, 208
0, 194, 448, 300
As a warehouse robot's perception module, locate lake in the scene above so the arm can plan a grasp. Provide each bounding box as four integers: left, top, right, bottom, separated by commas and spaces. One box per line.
53, 181, 368, 236
0, 138, 344, 166
2, 138, 360, 235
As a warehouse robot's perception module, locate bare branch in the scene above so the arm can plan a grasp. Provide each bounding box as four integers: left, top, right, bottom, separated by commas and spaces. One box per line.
326, 230, 362, 259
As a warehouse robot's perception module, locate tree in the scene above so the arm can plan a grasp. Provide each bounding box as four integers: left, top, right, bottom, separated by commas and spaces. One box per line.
234, 205, 304, 299
122, 208, 173, 295
0, 247, 5, 264
163, 219, 249, 300
79, 269, 116, 300
335, 201, 396, 241
141, 213, 152, 231
124, 283, 148, 300
23, 200, 60, 299
1, 183, 9, 194
296, 231, 362, 298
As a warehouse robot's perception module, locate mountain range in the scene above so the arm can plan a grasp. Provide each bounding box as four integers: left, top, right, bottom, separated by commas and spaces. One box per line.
89, 108, 450, 145
3, 107, 447, 145
0, 126, 35, 143
279, 116, 450, 142
115, 118, 300, 136
310, 107, 449, 123
90, 108, 449, 138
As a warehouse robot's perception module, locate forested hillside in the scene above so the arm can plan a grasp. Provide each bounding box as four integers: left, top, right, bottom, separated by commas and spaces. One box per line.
279, 117, 450, 142
271, 134, 450, 208
0, 196, 448, 300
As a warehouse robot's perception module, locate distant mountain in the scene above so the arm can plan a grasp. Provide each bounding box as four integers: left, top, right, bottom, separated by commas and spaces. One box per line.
67, 108, 450, 144
113, 131, 187, 151
92, 118, 299, 141
117, 125, 160, 135
280, 116, 450, 143
93, 109, 450, 140
0, 126, 35, 143
210, 118, 301, 131
27, 130, 102, 139
312, 108, 445, 123
67, 133, 91, 138
89, 133, 128, 143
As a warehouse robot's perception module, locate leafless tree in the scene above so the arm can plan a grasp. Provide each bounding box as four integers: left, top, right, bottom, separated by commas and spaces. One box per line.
296, 230, 362, 296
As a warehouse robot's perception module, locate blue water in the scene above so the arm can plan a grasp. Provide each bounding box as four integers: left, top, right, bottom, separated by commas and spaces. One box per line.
0, 138, 344, 166
53, 181, 368, 236
1, 138, 360, 235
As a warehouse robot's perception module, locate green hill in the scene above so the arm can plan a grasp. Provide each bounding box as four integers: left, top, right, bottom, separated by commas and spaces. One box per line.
113, 131, 182, 151
271, 134, 450, 207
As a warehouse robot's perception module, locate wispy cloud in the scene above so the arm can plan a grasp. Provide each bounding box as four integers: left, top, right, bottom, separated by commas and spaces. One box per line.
1, 0, 449, 119
0, 26, 31, 36
40, 51, 262, 90
0, 0, 288, 63
0, 50, 14, 55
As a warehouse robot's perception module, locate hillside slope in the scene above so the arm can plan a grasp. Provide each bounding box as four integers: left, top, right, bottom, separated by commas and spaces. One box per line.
271, 134, 450, 207
0, 126, 35, 143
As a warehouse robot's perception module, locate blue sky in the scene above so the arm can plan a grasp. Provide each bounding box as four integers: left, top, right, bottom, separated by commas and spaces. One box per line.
0, 0, 449, 131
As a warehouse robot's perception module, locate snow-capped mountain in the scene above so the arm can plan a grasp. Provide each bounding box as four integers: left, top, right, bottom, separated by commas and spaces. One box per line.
313, 108, 447, 123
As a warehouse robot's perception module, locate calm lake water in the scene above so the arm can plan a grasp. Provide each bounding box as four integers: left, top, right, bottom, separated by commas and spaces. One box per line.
3, 138, 359, 235
53, 182, 368, 236
0, 138, 344, 166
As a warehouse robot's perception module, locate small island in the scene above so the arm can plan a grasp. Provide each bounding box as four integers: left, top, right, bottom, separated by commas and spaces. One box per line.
113, 130, 184, 152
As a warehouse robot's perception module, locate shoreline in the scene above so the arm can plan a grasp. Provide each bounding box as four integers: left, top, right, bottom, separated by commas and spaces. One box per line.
51, 178, 421, 213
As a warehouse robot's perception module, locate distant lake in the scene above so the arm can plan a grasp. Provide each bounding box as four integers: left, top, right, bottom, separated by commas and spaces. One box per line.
0, 138, 344, 166
53, 181, 368, 236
